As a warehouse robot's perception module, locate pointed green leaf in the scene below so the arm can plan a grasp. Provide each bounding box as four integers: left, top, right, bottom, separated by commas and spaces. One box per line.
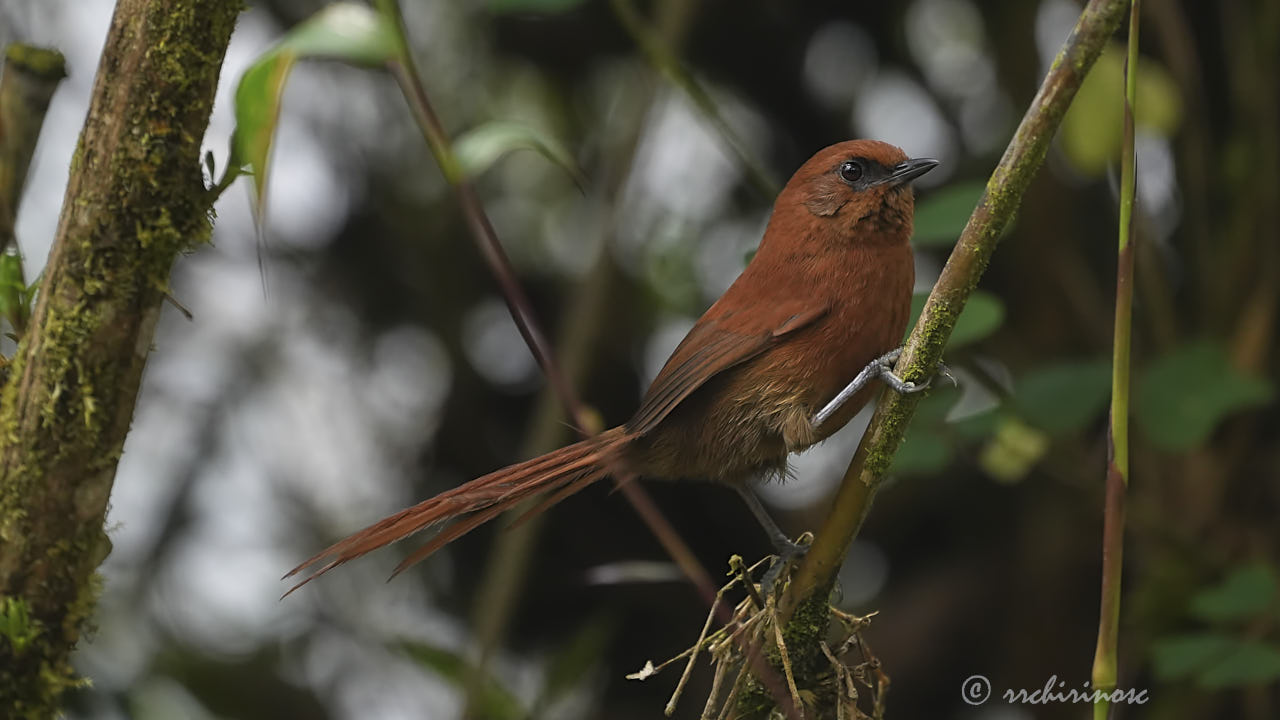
454, 121, 586, 188
230, 50, 295, 206
1012, 359, 1113, 435
1136, 341, 1274, 450
1190, 563, 1279, 623
911, 181, 985, 247
229, 3, 401, 209
906, 290, 1005, 349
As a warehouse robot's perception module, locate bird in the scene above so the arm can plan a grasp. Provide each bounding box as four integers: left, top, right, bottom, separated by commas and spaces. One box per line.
285, 139, 937, 595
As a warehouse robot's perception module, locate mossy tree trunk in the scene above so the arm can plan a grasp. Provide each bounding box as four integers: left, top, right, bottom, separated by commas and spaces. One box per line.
0, 1, 241, 715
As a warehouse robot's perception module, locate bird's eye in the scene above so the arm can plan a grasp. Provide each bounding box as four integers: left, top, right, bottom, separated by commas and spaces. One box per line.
838, 160, 863, 184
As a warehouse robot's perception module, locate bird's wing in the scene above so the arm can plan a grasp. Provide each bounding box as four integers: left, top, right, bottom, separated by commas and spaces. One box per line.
626, 299, 828, 436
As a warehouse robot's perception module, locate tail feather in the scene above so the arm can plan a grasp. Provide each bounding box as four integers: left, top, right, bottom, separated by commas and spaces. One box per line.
284, 430, 623, 596
509, 468, 602, 530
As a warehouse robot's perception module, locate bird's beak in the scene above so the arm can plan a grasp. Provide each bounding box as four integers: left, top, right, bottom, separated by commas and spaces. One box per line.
885, 157, 940, 186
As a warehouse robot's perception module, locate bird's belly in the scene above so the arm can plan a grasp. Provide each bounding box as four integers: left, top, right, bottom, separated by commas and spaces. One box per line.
625, 373, 797, 484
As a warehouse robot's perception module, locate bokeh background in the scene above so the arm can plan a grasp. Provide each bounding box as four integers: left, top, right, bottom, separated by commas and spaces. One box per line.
1, 0, 1278, 718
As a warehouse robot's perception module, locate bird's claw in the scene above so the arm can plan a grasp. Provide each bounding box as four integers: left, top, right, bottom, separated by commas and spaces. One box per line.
760, 532, 813, 597
878, 350, 954, 395
936, 362, 958, 387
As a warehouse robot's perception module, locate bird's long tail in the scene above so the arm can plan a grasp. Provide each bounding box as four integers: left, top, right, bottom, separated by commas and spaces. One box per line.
284, 427, 627, 596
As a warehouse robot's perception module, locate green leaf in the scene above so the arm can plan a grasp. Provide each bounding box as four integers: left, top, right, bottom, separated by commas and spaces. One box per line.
1151, 632, 1235, 681
532, 614, 615, 717
1190, 563, 1279, 623
1136, 341, 1274, 450
911, 181, 984, 247
1060, 44, 1183, 176
906, 290, 1005, 349
1199, 640, 1280, 688
1012, 359, 1112, 435
271, 2, 402, 65
400, 641, 525, 720
454, 121, 586, 189
229, 3, 401, 209
487, 0, 589, 12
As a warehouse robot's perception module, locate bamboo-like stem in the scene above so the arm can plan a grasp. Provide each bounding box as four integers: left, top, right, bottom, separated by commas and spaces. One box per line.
1092, 2, 1140, 717
373, 0, 718, 603
778, 0, 1132, 621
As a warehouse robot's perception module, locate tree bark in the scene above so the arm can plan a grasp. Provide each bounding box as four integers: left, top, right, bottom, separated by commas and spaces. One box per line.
0, 1, 240, 715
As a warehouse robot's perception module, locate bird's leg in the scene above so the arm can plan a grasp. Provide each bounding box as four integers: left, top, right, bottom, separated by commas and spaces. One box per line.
813, 347, 953, 428
734, 484, 809, 594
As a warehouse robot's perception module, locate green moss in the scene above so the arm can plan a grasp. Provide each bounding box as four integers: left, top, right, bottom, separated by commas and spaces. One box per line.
0, 592, 86, 718
0, 597, 38, 653
736, 582, 838, 719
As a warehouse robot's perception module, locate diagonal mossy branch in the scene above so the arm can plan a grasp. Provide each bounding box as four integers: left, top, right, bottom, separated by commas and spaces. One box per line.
777, 0, 1132, 638
0, 2, 241, 714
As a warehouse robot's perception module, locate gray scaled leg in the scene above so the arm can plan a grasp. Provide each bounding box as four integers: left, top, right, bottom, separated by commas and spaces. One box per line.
735, 484, 805, 555
812, 347, 935, 427
734, 484, 809, 594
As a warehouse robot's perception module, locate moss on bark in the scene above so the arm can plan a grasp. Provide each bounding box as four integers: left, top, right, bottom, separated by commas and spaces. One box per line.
735, 581, 836, 719
0, 2, 241, 715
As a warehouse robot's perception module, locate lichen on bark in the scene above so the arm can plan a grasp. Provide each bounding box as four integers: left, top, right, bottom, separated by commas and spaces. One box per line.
0, 1, 241, 715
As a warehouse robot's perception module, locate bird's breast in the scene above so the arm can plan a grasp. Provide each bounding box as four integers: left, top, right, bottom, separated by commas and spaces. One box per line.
625, 241, 915, 484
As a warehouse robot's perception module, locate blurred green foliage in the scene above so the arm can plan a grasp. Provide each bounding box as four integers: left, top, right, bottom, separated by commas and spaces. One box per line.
1136, 341, 1274, 450
401, 641, 526, 720
401, 614, 615, 720
911, 181, 987, 247
1153, 563, 1280, 689
455, 122, 586, 188
905, 289, 1005, 348
1060, 43, 1182, 176
487, 0, 590, 13
1012, 359, 1112, 435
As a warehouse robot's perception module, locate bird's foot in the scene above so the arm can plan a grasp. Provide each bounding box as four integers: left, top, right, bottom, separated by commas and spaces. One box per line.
813, 348, 956, 427
760, 532, 813, 597
876, 348, 956, 395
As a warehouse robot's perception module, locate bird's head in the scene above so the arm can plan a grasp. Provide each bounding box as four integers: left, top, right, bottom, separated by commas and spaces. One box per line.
777, 139, 938, 244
